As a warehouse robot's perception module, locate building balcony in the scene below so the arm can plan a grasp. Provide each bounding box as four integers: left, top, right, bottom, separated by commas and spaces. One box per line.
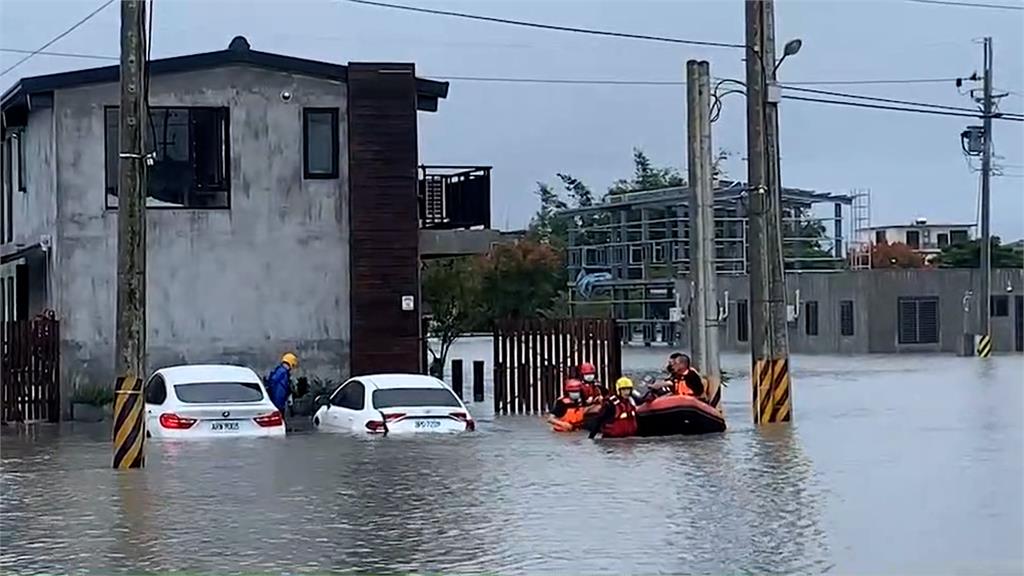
418, 165, 491, 230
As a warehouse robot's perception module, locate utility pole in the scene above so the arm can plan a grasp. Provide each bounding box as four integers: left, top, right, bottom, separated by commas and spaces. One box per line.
978, 36, 993, 358
112, 0, 147, 470
745, 0, 791, 424
686, 60, 723, 411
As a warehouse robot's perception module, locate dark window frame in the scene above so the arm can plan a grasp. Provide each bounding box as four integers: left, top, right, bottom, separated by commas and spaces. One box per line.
736, 299, 749, 343
840, 300, 855, 336
2, 135, 11, 244
905, 230, 920, 249
302, 107, 339, 180
805, 301, 819, 336
991, 295, 1009, 318
13, 131, 25, 193
104, 105, 232, 210
950, 229, 969, 245
875, 230, 887, 244
332, 380, 365, 411
898, 297, 940, 344
937, 233, 949, 249
145, 375, 167, 405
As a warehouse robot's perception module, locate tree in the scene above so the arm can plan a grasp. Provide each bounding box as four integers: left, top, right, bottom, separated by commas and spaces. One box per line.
783, 206, 841, 270
527, 182, 569, 246
421, 258, 481, 378
477, 241, 565, 321
608, 148, 685, 195
871, 241, 926, 269
935, 237, 1024, 269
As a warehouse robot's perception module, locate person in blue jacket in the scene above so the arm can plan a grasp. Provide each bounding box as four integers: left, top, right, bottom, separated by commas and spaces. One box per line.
266, 352, 298, 414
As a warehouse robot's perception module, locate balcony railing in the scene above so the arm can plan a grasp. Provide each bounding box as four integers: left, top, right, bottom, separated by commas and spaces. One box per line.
419, 165, 491, 230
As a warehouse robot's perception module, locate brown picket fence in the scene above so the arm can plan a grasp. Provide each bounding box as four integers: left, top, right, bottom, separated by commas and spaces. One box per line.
1, 314, 60, 423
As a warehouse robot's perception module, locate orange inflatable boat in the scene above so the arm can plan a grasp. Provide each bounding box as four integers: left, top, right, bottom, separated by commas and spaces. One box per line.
635, 395, 726, 436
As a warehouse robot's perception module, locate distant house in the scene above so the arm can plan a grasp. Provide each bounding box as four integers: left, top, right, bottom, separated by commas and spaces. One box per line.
0, 36, 490, 409
858, 218, 975, 261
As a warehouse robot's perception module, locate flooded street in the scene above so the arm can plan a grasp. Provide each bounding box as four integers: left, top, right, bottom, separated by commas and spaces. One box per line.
2, 341, 1022, 575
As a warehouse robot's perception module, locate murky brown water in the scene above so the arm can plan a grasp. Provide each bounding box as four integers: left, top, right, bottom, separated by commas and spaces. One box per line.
2, 342, 1022, 575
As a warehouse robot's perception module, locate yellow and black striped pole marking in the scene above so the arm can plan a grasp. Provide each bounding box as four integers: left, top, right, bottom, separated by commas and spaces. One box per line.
112, 374, 145, 469
752, 358, 792, 425
977, 335, 992, 358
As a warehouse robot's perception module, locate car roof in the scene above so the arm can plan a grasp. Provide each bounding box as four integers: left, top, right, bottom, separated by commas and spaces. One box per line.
359, 374, 447, 390
154, 364, 261, 386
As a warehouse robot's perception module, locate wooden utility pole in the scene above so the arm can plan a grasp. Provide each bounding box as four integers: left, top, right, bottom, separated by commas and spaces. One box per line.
978, 36, 993, 358
112, 0, 147, 469
686, 60, 723, 411
745, 0, 791, 424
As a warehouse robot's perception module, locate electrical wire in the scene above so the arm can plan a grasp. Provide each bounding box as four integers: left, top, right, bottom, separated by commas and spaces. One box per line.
0, 47, 117, 61
783, 94, 1024, 121
781, 85, 985, 114
339, 0, 745, 49
0, 0, 116, 78
904, 0, 1024, 10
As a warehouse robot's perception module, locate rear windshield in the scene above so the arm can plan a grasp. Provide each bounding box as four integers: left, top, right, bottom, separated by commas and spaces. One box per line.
174, 382, 264, 404
372, 388, 461, 409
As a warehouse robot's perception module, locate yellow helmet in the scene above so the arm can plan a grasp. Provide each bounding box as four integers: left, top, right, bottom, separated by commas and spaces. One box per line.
281, 352, 299, 368
615, 377, 634, 391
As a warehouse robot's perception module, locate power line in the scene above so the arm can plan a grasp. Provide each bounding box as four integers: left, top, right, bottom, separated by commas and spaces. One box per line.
781, 85, 983, 114
0, 47, 118, 61
783, 94, 1023, 121
783, 77, 961, 86
0, 0, 116, 78
340, 0, 745, 49
904, 0, 1024, 10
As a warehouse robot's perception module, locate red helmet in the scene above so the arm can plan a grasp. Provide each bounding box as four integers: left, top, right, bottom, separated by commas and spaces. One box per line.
579, 362, 596, 375
565, 379, 583, 393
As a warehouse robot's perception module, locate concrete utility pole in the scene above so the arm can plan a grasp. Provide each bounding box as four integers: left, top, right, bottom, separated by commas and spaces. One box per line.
745, 0, 792, 424
686, 60, 723, 411
978, 36, 993, 355
112, 0, 147, 469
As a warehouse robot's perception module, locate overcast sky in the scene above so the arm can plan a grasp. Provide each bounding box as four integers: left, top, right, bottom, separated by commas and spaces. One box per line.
2, 0, 1022, 238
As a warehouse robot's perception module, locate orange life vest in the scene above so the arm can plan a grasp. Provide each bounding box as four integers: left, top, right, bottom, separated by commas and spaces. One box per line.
601, 396, 638, 438
551, 396, 585, 432
673, 368, 701, 397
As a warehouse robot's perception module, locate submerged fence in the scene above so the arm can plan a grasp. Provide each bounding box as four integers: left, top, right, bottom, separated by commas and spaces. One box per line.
493, 318, 621, 415
1, 314, 60, 423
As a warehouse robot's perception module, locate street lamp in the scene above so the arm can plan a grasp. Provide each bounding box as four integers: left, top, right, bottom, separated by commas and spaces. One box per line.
774, 38, 803, 74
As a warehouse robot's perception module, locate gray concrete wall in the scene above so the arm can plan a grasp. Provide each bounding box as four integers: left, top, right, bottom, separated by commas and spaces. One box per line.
53, 66, 350, 400
674, 268, 1024, 356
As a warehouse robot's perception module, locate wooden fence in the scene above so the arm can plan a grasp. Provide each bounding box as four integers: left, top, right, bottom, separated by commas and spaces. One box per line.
493, 318, 621, 415
1, 314, 60, 423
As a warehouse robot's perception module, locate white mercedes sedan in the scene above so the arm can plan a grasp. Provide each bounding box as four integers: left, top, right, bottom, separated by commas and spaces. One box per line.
312, 374, 474, 435
144, 365, 286, 439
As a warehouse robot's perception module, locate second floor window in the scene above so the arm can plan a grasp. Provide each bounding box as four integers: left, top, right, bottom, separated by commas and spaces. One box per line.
105, 107, 231, 209
905, 230, 920, 249
303, 108, 339, 179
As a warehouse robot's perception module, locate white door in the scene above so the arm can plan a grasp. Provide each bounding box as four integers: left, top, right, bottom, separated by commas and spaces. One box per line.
322, 380, 366, 433
143, 375, 168, 436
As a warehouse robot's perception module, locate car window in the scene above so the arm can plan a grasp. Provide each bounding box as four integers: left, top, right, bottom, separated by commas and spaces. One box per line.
173, 382, 264, 404
145, 375, 167, 405
332, 381, 365, 410
373, 388, 461, 409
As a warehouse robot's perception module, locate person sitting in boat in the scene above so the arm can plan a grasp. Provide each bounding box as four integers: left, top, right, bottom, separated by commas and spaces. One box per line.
578, 362, 605, 404
548, 379, 586, 432
667, 352, 705, 398
587, 377, 639, 439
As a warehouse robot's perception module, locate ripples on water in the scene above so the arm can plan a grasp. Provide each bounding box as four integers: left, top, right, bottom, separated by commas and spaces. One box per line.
2, 348, 1022, 575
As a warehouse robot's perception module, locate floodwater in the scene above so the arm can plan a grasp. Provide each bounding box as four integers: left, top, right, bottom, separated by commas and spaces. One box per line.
2, 339, 1022, 575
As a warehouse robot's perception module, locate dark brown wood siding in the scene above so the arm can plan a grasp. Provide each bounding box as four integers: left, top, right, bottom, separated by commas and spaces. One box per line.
347, 63, 421, 375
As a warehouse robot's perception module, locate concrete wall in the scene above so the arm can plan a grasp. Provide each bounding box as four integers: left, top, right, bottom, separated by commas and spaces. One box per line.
52, 66, 350, 399
675, 268, 1024, 355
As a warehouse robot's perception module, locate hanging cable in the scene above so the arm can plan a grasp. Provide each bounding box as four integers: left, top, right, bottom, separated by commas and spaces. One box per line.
0, 0, 116, 77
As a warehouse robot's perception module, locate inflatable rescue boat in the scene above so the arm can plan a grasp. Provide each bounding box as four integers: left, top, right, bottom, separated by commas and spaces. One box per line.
635, 395, 726, 436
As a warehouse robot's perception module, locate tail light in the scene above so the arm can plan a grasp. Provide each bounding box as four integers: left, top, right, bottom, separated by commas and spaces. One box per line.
449, 411, 475, 431
253, 411, 283, 427
365, 420, 385, 433
384, 413, 406, 422
159, 413, 197, 430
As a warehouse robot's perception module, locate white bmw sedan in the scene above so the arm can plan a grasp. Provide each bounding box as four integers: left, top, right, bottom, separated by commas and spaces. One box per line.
312, 374, 475, 435
144, 365, 286, 439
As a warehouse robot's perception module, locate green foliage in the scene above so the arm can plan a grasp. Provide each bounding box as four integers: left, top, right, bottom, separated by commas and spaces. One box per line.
935, 237, 1024, 269
527, 182, 570, 247
70, 385, 115, 407
782, 206, 839, 270
608, 148, 685, 195
422, 257, 482, 374
477, 242, 565, 320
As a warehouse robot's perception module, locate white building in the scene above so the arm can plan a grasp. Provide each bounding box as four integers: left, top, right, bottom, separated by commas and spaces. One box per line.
858, 218, 975, 259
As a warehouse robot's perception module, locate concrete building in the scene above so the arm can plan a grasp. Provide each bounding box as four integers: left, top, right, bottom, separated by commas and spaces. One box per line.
673, 268, 1024, 355
858, 218, 975, 262
0, 37, 491, 410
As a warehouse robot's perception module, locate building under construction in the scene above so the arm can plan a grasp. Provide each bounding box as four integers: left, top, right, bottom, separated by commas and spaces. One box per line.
561, 180, 861, 344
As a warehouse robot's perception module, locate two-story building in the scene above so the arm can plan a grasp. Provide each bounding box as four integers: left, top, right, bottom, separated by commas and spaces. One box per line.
859, 218, 975, 261
0, 36, 489, 410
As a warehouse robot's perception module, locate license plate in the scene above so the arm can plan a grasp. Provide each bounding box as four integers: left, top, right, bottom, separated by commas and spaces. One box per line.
414, 420, 441, 429
211, 421, 240, 431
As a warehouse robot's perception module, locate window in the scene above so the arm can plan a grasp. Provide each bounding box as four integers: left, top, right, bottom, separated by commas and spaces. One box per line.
372, 388, 461, 409
629, 245, 644, 264
145, 376, 167, 405
14, 132, 24, 192
905, 230, 920, 249
875, 230, 886, 245
840, 300, 855, 336
950, 229, 969, 245
332, 381, 365, 410
805, 301, 819, 336
937, 233, 949, 248
991, 295, 1009, 317
898, 297, 939, 344
105, 106, 230, 209
736, 299, 749, 342
174, 382, 264, 403
303, 108, 339, 179
652, 242, 666, 264
2, 136, 11, 244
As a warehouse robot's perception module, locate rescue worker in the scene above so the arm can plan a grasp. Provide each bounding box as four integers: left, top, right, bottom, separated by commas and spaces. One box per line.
667, 352, 705, 398
587, 377, 639, 439
266, 352, 298, 414
578, 362, 605, 404
548, 379, 586, 432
